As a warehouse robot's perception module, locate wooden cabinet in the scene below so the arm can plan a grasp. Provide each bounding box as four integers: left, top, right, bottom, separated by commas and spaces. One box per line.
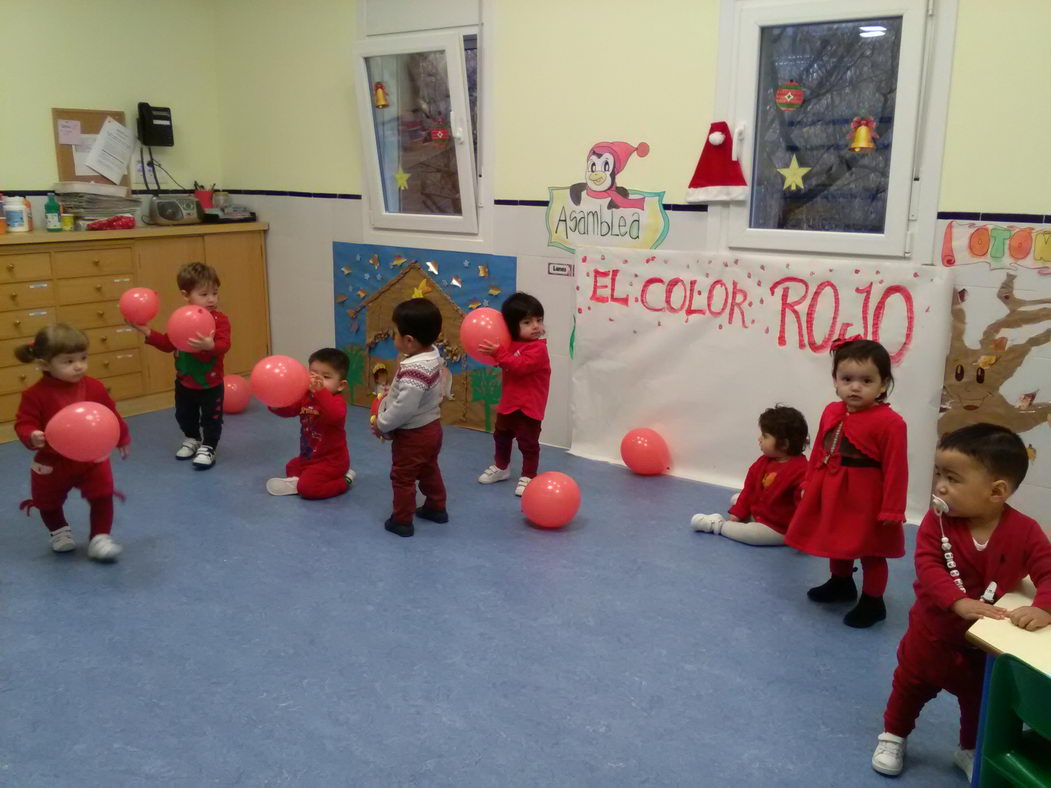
0, 223, 268, 432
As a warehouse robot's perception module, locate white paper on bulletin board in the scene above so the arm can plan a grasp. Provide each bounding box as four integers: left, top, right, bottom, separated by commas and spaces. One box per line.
570, 247, 954, 522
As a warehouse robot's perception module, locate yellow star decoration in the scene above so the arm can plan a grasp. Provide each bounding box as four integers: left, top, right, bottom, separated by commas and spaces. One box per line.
777, 155, 811, 191
393, 168, 410, 190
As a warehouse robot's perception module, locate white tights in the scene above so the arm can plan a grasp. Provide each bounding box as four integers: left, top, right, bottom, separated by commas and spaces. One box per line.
719, 519, 786, 547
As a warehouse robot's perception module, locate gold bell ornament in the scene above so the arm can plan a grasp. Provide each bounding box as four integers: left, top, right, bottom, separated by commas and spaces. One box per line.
373, 82, 389, 109
848, 116, 878, 152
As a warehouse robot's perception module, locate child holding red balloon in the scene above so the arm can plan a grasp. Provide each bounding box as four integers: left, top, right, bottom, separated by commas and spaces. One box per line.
373, 298, 448, 538
785, 339, 909, 628
14, 324, 129, 561
476, 292, 551, 497
131, 262, 230, 470
266, 348, 355, 499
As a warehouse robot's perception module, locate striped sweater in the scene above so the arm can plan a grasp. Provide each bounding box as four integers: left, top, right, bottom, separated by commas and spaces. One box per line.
376, 348, 446, 432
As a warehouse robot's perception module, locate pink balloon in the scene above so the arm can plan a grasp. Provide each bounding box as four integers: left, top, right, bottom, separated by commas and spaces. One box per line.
223, 374, 252, 413
620, 428, 671, 475
521, 471, 581, 529
461, 307, 511, 365
118, 287, 160, 325
45, 401, 120, 463
250, 355, 310, 408
166, 306, 216, 352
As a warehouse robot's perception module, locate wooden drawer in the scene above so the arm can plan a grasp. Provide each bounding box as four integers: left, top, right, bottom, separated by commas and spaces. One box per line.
0, 307, 54, 340
0, 280, 55, 310
56, 300, 123, 329
0, 363, 40, 395
0, 391, 20, 422
52, 247, 134, 278
56, 274, 134, 306
98, 371, 144, 400
91, 349, 141, 378
0, 252, 52, 283
85, 324, 140, 353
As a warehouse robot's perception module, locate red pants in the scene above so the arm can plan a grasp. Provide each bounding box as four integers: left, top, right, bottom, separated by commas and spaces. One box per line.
286, 455, 349, 500
830, 556, 889, 596
28, 456, 115, 537
390, 420, 446, 523
493, 410, 542, 478
883, 623, 985, 748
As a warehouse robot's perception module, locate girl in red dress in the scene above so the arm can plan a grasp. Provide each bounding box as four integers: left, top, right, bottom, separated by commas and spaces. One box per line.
786, 340, 908, 628
14, 324, 130, 561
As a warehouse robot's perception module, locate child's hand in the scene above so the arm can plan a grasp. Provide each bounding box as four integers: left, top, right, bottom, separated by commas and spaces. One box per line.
119, 445, 130, 460
727, 515, 742, 522
126, 321, 150, 336
30, 430, 46, 449
186, 331, 215, 352
478, 340, 499, 355
370, 419, 386, 441
308, 372, 324, 393
951, 598, 1008, 621
1007, 605, 1051, 631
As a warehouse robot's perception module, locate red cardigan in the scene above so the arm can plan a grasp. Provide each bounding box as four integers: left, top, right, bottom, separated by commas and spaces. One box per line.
728, 454, 807, 534
492, 339, 551, 421
910, 505, 1051, 647
15, 374, 131, 461
145, 310, 231, 390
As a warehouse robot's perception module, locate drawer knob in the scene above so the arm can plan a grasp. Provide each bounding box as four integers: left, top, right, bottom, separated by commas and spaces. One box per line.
92, 259, 101, 265
94, 284, 103, 291
8, 294, 16, 300
101, 336, 108, 342
19, 374, 27, 381
6, 263, 13, 271
103, 361, 111, 367
96, 310, 105, 317
14, 319, 21, 326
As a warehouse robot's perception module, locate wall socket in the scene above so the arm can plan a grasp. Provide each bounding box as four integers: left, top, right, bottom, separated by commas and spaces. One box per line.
134, 155, 171, 188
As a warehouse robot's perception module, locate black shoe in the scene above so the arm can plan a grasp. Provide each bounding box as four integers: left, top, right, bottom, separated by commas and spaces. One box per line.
844, 593, 887, 628
807, 572, 858, 603
415, 506, 449, 523
384, 518, 414, 538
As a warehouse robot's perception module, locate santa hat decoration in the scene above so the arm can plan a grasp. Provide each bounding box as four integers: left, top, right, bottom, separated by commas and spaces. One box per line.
685, 122, 747, 203
590, 141, 650, 175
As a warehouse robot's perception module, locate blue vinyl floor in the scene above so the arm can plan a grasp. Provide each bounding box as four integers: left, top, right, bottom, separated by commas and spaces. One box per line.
1, 404, 968, 786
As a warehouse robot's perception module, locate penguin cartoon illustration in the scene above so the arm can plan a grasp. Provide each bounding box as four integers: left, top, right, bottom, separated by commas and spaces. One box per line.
570, 141, 650, 209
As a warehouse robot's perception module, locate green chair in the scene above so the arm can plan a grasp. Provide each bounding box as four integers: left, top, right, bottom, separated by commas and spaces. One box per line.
979, 653, 1051, 787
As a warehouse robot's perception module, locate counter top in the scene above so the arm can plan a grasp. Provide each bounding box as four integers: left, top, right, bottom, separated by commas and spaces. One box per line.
0, 222, 269, 246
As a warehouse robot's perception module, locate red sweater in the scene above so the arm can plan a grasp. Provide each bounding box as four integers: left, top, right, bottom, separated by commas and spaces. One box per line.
270, 388, 349, 466
910, 506, 1051, 647
728, 454, 807, 534
15, 374, 131, 461
492, 339, 551, 421
145, 310, 231, 390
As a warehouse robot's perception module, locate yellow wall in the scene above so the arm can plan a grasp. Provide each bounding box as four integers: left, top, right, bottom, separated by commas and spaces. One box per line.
213, 0, 361, 193
0, 0, 221, 191
493, 0, 720, 201
939, 0, 1051, 213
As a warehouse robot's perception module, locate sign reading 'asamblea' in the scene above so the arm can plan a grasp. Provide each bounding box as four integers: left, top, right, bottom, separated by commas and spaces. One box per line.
546, 140, 669, 253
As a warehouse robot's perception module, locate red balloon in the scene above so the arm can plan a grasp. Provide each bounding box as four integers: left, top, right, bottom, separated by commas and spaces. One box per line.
118, 287, 159, 325
166, 306, 216, 352
461, 307, 511, 365
521, 471, 581, 529
250, 355, 310, 408
223, 374, 252, 413
45, 401, 121, 462
620, 428, 671, 475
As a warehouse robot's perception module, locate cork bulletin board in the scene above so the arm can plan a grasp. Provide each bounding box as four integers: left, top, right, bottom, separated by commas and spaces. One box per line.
51, 107, 131, 189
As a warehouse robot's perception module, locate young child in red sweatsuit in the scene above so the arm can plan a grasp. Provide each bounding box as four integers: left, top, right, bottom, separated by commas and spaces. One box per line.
691, 405, 809, 546
266, 347, 355, 499
872, 423, 1051, 781
14, 324, 130, 562
786, 339, 909, 628
476, 292, 551, 497
131, 262, 230, 470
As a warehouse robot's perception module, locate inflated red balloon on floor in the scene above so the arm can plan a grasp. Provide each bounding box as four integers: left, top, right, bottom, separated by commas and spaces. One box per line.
45, 401, 120, 462
250, 355, 310, 408
118, 287, 159, 325
223, 374, 252, 413
166, 305, 216, 352
461, 307, 511, 365
620, 428, 670, 475
521, 471, 581, 529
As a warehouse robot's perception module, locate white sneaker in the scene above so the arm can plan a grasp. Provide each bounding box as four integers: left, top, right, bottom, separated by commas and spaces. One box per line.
49, 526, 76, 553
515, 476, 532, 496
871, 732, 906, 776
953, 748, 974, 782
478, 465, 511, 484
266, 476, 300, 496
176, 438, 201, 460
345, 469, 357, 488
690, 513, 725, 534
88, 534, 122, 562
192, 445, 216, 470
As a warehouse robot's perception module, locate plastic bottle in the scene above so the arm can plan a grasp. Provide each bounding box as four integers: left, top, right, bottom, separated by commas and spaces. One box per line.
3, 195, 29, 233
24, 197, 33, 231
0, 193, 6, 234
45, 193, 62, 232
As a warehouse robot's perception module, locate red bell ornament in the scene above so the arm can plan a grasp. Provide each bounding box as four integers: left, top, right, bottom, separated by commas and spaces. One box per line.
848, 116, 879, 153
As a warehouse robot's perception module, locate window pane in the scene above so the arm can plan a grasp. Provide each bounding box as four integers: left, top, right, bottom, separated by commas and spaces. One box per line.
464, 35, 479, 169
749, 17, 902, 234
365, 51, 462, 216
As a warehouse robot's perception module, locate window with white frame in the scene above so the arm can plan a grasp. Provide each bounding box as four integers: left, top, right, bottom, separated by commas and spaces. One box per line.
354, 32, 479, 234
722, 0, 940, 257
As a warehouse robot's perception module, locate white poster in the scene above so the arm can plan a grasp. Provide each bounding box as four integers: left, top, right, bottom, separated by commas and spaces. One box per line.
571, 247, 954, 521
